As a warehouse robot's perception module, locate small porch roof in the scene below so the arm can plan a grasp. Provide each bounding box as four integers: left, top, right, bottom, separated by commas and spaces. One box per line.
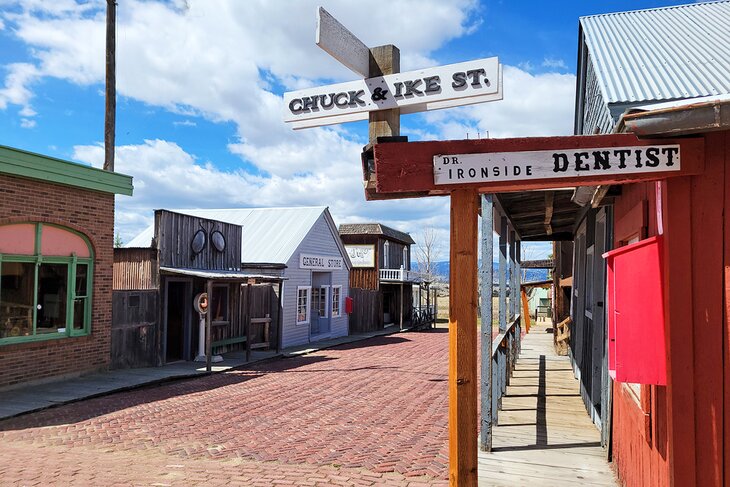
494, 190, 585, 241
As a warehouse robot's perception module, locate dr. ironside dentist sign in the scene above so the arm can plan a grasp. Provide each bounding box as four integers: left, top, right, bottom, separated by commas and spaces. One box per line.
433, 145, 681, 185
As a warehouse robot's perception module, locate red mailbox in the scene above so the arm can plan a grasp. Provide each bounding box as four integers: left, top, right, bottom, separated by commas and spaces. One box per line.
603, 235, 667, 385
345, 296, 353, 314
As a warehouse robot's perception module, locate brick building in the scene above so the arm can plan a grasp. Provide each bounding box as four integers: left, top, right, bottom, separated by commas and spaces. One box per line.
0, 145, 133, 388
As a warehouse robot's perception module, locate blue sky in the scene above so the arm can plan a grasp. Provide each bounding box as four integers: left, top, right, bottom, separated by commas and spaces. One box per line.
0, 0, 688, 260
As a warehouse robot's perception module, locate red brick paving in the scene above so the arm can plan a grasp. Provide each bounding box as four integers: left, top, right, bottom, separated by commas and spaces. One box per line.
0, 331, 451, 486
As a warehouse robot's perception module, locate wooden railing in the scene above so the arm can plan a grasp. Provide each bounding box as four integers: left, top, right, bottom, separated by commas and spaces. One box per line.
379, 267, 429, 282
486, 315, 522, 438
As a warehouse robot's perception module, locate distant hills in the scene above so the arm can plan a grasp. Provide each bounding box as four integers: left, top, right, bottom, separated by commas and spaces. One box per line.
419, 261, 549, 283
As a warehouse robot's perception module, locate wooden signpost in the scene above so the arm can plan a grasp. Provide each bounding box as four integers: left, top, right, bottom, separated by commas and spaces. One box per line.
283, 7, 707, 486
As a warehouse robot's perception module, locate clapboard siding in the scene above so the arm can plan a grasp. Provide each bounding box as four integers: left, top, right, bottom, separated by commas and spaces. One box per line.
282, 213, 350, 348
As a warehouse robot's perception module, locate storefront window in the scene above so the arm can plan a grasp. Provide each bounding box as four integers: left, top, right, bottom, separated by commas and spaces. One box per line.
331, 286, 341, 317
0, 223, 94, 344
297, 286, 310, 324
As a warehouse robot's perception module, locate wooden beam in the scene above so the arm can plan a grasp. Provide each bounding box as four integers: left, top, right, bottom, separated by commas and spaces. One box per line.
544, 191, 554, 235
367, 134, 704, 200
368, 45, 400, 143
493, 194, 522, 240
448, 189, 478, 484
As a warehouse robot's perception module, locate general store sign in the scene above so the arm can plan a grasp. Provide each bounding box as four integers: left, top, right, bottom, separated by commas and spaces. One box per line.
284, 57, 502, 129
300, 253, 344, 270
433, 145, 681, 185
345, 244, 375, 268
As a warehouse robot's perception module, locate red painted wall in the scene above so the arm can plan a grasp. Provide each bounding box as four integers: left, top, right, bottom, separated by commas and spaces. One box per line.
0, 174, 115, 389
611, 130, 729, 487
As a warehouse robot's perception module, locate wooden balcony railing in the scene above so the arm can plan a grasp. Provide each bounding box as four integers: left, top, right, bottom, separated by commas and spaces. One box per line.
379, 267, 429, 283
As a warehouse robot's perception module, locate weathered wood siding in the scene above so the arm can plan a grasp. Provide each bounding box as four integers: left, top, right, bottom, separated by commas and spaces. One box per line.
111, 290, 159, 368
210, 283, 280, 353
155, 210, 242, 270
349, 288, 383, 332
349, 268, 379, 290
282, 213, 350, 348
379, 238, 410, 270
113, 248, 158, 290
578, 52, 614, 135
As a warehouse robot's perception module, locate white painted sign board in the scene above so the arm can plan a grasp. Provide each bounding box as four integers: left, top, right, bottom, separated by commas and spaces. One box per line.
300, 253, 344, 270
433, 145, 681, 185
316, 7, 370, 78
345, 244, 375, 268
284, 57, 502, 128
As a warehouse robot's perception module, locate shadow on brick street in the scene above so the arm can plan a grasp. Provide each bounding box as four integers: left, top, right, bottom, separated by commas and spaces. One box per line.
0, 354, 335, 431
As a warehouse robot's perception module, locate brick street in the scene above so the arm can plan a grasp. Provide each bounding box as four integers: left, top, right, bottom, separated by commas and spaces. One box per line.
0, 331, 451, 486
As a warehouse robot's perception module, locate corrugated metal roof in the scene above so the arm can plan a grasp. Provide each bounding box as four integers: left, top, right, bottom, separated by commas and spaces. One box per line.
580, 1, 730, 104
127, 207, 328, 265
338, 223, 415, 245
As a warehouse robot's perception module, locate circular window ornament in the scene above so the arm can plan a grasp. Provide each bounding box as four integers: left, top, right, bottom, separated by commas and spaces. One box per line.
191, 229, 207, 255
211, 230, 226, 252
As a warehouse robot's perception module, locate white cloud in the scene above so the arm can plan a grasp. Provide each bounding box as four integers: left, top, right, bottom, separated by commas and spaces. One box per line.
542, 57, 568, 71
3, 1, 576, 253
173, 120, 196, 127
73, 139, 450, 243
19, 117, 35, 128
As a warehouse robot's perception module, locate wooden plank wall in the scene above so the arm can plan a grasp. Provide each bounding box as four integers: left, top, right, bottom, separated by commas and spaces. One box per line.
155, 210, 242, 271
349, 268, 379, 290
111, 290, 159, 368
349, 287, 383, 332
212, 283, 279, 353
610, 130, 728, 487
113, 248, 158, 290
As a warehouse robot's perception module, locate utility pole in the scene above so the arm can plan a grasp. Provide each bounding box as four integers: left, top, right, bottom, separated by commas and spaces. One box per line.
103, 0, 116, 172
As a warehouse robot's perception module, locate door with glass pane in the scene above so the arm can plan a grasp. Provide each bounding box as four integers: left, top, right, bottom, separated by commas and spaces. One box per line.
36, 263, 69, 335
310, 272, 331, 336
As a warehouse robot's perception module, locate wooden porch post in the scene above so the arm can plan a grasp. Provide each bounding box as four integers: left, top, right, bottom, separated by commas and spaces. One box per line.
509, 231, 516, 320
400, 281, 404, 330
245, 283, 252, 362
276, 280, 284, 353
205, 280, 213, 372
448, 188, 479, 485
498, 216, 508, 332
480, 194, 494, 452
515, 239, 521, 317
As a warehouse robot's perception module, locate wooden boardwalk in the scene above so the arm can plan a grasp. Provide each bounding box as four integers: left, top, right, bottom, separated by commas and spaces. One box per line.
478, 322, 617, 486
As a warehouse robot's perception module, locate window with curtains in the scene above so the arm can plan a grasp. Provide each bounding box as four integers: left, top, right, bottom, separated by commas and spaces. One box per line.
0, 223, 94, 344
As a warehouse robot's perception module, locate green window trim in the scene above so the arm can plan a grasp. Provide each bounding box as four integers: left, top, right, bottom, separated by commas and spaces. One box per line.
0, 223, 94, 345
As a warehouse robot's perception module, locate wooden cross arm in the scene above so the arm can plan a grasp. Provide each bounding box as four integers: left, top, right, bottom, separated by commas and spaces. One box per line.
362, 133, 704, 200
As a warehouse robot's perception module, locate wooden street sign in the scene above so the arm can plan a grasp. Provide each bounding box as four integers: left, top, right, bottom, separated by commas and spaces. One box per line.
365, 134, 704, 200
284, 57, 502, 129
316, 7, 370, 77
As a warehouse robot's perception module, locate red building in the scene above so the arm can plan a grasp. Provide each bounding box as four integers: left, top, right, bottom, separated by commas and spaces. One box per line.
0, 145, 133, 388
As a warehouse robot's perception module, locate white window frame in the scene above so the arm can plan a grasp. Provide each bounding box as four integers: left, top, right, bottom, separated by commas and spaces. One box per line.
296, 286, 311, 324
331, 285, 342, 318
383, 240, 390, 269
403, 246, 408, 270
